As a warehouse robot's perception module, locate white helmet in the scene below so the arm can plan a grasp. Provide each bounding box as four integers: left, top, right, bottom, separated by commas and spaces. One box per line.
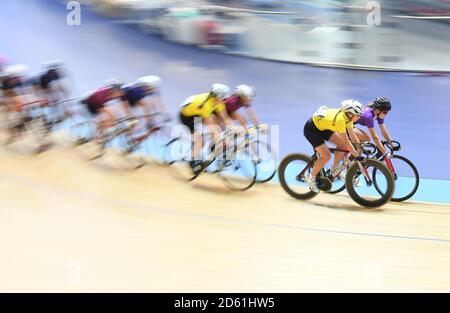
104, 78, 125, 89
341, 99, 364, 115
211, 83, 230, 100
137, 75, 161, 90
3, 64, 29, 78
235, 84, 256, 100
44, 60, 65, 71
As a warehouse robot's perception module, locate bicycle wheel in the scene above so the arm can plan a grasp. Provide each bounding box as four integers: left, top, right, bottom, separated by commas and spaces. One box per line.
163, 136, 198, 181
278, 153, 318, 200
326, 161, 347, 195
144, 124, 173, 165
345, 159, 395, 208
69, 120, 103, 160
373, 155, 419, 202
217, 147, 257, 191
22, 115, 51, 153
248, 139, 278, 183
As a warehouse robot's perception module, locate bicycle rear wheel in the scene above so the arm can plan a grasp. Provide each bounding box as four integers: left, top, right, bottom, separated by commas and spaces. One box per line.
346, 159, 395, 208
69, 120, 103, 160
278, 153, 318, 200
218, 148, 257, 191
373, 155, 419, 202
326, 160, 347, 194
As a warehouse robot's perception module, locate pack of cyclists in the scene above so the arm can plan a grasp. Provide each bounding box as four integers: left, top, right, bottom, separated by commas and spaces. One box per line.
0, 58, 394, 188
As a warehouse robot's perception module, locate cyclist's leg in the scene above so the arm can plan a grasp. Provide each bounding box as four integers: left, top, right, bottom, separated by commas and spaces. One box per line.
330, 131, 348, 171
98, 106, 115, 137
303, 118, 331, 192
179, 113, 200, 159
353, 127, 370, 142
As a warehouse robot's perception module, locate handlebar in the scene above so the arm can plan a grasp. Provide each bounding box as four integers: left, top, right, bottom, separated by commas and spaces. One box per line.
382, 140, 401, 153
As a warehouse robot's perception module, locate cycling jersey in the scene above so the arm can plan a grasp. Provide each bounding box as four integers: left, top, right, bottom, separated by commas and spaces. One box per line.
312, 108, 353, 133
82, 86, 117, 115
180, 93, 225, 118
223, 95, 250, 114
121, 83, 154, 107
355, 107, 384, 128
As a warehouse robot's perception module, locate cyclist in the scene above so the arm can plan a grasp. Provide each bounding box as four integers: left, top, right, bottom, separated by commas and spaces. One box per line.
80, 79, 131, 142
303, 99, 365, 193
219, 84, 260, 128
354, 97, 393, 158
29, 61, 70, 102
121, 75, 166, 126
178, 83, 234, 174
1, 64, 46, 144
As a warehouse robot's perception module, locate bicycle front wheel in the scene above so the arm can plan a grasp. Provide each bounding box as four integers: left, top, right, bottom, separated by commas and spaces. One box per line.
373, 155, 419, 202
248, 140, 278, 183
346, 159, 395, 208
218, 149, 257, 191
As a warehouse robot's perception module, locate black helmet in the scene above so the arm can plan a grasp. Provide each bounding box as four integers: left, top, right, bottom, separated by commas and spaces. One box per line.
372, 97, 391, 111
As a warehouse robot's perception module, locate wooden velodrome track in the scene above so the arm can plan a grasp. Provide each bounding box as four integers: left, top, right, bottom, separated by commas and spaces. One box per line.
0, 133, 450, 292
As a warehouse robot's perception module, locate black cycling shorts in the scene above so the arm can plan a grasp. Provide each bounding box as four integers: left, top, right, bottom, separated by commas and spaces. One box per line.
303, 118, 334, 148
179, 113, 201, 134
81, 98, 103, 116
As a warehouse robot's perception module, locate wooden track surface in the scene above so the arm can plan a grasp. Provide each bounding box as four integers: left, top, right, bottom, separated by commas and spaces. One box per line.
0, 140, 449, 292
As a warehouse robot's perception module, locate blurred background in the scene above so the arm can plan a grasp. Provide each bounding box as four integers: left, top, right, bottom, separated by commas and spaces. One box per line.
82, 0, 450, 71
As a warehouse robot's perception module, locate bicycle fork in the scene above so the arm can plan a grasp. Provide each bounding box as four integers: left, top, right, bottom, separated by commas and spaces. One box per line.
357, 161, 373, 187
383, 157, 398, 180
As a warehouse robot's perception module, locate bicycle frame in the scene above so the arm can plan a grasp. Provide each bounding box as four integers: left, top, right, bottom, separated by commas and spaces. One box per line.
297, 147, 373, 185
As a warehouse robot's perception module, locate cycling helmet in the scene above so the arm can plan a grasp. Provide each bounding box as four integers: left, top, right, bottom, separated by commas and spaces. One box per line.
210, 83, 230, 100
235, 84, 256, 100
341, 99, 364, 115
3, 64, 29, 78
136, 75, 161, 90
372, 97, 391, 112
44, 60, 64, 70
104, 78, 125, 90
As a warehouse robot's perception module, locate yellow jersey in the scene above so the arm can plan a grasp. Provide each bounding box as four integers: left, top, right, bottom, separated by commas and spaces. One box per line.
180, 93, 225, 118
312, 108, 353, 133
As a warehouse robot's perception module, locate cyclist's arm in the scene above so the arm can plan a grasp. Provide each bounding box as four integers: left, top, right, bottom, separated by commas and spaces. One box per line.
232, 111, 247, 128
121, 100, 134, 118
152, 95, 166, 113
341, 131, 359, 157
368, 127, 387, 155
216, 108, 233, 128
379, 123, 393, 148
139, 98, 154, 116
244, 106, 259, 126
347, 127, 361, 148
54, 81, 70, 100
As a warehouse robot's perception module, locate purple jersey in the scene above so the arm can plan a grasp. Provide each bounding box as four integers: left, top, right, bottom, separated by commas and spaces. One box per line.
356, 107, 385, 128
